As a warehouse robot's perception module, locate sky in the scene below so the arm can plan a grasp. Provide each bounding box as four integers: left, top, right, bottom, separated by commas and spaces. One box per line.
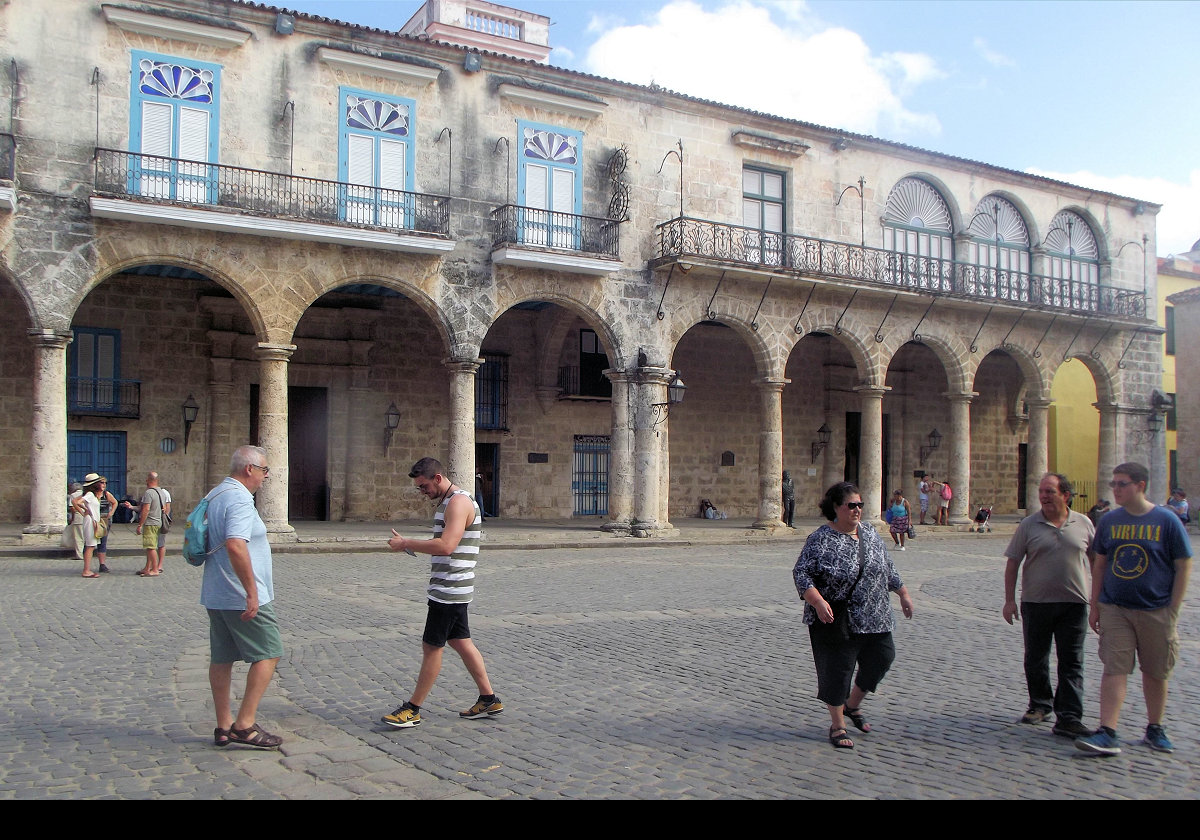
276, 0, 1200, 256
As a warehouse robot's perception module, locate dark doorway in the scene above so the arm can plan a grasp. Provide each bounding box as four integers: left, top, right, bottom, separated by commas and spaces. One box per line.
844, 411, 861, 487
289, 387, 329, 520
475, 442, 498, 517
251, 385, 329, 520
1017, 442, 1027, 511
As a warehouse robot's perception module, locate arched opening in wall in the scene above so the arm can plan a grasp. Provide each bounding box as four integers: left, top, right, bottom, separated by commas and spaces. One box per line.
669, 321, 758, 520
482, 300, 615, 519
784, 332, 863, 515
884, 341, 949, 513
0, 275, 36, 521
69, 264, 233, 516
296, 283, 450, 522
971, 349, 1029, 515
1049, 357, 1101, 512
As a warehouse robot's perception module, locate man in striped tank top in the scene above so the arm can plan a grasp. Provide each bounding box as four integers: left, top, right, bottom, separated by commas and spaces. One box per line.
382, 457, 502, 729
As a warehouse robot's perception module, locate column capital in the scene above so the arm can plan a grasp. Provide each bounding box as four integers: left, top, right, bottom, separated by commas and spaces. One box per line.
27, 329, 73, 349
853, 383, 891, 399
1025, 397, 1052, 410
633, 365, 676, 387
752, 376, 791, 392
255, 342, 296, 362
1094, 401, 1140, 416
603, 367, 633, 385
443, 356, 483, 375
942, 390, 979, 404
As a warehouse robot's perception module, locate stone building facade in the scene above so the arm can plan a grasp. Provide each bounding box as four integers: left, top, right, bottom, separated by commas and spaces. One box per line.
0, 0, 1162, 540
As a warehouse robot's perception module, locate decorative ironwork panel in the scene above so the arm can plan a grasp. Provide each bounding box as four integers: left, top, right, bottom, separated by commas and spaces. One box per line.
491, 204, 619, 258
654, 216, 1140, 319
93, 149, 450, 236
68, 377, 141, 418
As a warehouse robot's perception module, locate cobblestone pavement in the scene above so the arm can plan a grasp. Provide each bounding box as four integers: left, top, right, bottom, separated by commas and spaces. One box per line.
2, 533, 1197, 799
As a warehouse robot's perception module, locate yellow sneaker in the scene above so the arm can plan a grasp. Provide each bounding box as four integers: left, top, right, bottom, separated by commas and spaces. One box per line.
460, 695, 503, 719
381, 703, 421, 728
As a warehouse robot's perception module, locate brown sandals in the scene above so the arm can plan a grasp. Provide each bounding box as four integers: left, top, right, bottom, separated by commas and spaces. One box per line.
227, 723, 283, 750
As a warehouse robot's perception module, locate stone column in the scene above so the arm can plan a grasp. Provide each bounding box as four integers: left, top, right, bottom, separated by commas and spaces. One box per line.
23, 330, 72, 539
256, 343, 295, 539
631, 366, 677, 537
821, 420, 843, 492
854, 384, 889, 525
444, 357, 481, 491
205, 356, 235, 491
1094, 400, 1123, 494
1025, 398, 1051, 509
946, 391, 976, 523
602, 369, 633, 534
753, 377, 789, 531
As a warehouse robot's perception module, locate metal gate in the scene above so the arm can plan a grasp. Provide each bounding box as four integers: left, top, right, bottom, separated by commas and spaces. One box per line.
572, 435, 609, 515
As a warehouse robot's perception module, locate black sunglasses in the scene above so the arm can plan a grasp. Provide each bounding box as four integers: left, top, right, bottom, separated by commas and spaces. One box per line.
845, 502, 865, 510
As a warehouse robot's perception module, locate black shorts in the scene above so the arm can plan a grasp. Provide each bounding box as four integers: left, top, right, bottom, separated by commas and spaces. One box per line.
423, 600, 471, 647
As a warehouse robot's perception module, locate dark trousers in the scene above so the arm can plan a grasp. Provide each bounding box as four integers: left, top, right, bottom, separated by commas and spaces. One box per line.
809, 628, 896, 707
782, 498, 795, 527
1021, 601, 1087, 721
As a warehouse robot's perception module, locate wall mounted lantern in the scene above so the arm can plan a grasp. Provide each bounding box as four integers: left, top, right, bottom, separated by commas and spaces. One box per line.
182, 394, 200, 454
383, 402, 401, 454
651, 375, 687, 426
920, 428, 943, 462
811, 423, 832, 463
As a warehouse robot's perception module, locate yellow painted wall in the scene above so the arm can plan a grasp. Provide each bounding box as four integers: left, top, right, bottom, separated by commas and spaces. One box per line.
1050, 358, 1100, 495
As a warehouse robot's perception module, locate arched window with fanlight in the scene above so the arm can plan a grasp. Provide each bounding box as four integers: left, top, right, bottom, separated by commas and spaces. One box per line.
1043, 210, 1100, 312
882, 177, 953, 291
967, 195, 1031, 301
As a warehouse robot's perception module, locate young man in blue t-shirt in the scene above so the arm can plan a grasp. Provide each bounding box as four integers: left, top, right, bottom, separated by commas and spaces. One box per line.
1076, 462, 1192, 756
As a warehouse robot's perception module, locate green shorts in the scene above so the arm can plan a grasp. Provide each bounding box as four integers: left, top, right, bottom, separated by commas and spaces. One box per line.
141, 525, 160, 550
207, 602, 284, 664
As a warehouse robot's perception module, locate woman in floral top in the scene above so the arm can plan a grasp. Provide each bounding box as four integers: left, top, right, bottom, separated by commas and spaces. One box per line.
793, 482, 914, 749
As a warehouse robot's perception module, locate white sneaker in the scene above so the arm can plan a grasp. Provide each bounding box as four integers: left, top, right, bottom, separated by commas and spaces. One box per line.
899, 545, 906, 551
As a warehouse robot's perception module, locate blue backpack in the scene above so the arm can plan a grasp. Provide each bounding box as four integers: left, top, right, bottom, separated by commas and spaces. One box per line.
183, 487, 230, 566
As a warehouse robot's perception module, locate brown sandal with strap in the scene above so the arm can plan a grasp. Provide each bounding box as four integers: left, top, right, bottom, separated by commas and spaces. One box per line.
214, 727, 231, 747
229, 723, 283, 750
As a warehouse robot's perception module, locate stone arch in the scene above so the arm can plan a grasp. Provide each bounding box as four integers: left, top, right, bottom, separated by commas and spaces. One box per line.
969, 338, 1051, 402
86, 235, 270, 341
0, 263, 40, 330
1063, 350, 1118, 405
489, 292, 620, 384
300, 272, 454, 358
788, 307, 876, 385
666, 312, 775, 381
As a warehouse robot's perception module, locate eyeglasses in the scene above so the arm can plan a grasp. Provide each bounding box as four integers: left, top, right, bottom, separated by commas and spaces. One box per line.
1108, 480, 1135, 489
845, 502, 865, 510
250, 464, 270, 475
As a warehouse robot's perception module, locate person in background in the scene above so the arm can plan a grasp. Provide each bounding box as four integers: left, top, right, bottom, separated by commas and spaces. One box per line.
1166, 488, 1189, 524
887, 489, 911, 551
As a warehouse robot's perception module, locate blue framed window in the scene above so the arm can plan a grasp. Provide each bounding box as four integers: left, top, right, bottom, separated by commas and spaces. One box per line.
517, 121, 582, 248
338, 87, 415, 227
70, 328, 119, 412
68, 431, 127, 502
129, 50, 220, 203
571, 435, 609, 516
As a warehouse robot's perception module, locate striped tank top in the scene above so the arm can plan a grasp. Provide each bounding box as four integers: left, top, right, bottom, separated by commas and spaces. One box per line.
427, 488, 482, 605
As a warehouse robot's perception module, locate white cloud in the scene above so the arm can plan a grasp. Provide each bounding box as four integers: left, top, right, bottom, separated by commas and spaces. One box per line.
550, 44, 575, 64
582, 0, 940, 139
1025, 167, 1200, 257
972, 37, 1015, 68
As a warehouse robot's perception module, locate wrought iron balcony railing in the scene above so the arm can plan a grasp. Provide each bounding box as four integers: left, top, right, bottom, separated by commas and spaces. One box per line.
68, 377, 141, 418
93, 148, 451, 237
557, 365, 612, 399
655, 216, 1146, 318
0, 133, 14, 181
492, 204, 620, 259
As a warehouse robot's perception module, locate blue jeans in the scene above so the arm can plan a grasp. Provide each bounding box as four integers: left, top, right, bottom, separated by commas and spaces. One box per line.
1021, 601, 1087, 721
